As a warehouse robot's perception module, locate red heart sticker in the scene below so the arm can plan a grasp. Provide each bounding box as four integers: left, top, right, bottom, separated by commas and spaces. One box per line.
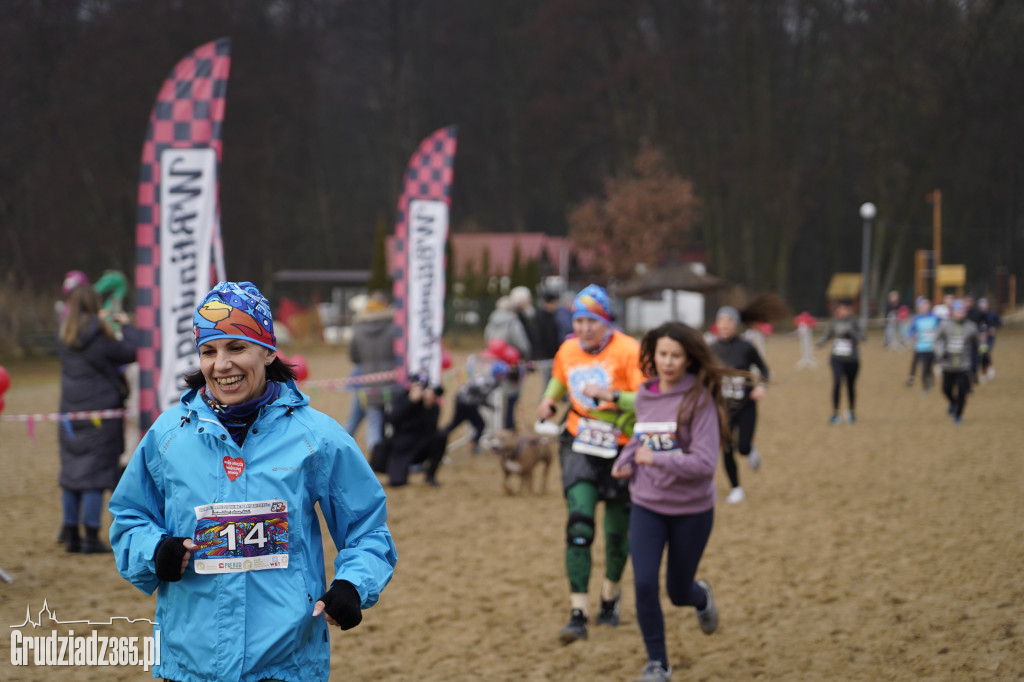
223, 456, 245, 481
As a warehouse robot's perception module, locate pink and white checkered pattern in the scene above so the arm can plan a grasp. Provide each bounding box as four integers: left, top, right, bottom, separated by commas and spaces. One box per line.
391, 126, 458, 383
134, 38, 231, 431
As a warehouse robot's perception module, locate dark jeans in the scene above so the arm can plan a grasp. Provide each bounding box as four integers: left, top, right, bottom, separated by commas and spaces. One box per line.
631, 504, 714, 669
830, 357, 859, 412
62, 488, 104, 528
722, 400, 757, 488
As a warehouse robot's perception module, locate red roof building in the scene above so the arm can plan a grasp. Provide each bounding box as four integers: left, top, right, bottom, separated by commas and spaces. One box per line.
387, 232, 597, 281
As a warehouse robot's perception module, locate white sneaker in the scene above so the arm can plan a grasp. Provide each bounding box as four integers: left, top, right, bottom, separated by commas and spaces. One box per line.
695, 580, 719, 634
725, 487, 745, 504
987, 367, 996, 381
747, 448, 762, 472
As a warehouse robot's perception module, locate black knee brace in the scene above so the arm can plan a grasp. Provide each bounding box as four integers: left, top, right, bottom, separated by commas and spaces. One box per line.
566, 513, 595, 547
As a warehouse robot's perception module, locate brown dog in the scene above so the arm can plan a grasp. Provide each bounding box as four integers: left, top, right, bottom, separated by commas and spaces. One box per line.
483, 429, 553, 495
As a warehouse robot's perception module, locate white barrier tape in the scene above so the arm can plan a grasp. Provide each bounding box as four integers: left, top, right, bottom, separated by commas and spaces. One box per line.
301, 370, 399, 390
0, 371, 403, 422
1, 409, 127, 422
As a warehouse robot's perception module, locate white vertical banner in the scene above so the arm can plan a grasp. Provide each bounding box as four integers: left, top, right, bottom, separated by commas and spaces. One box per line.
157, 148, 218, 410
405, 199, 449, 385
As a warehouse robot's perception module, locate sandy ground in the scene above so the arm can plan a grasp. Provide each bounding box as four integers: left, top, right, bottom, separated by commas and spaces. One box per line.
1, 328, 1022, 681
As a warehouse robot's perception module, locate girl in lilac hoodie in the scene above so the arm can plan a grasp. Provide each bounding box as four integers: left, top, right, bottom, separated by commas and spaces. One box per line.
612, 322, 735, 682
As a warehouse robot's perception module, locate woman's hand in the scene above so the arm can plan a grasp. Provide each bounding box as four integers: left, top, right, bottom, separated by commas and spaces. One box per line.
634, 446, 655, 466
181, 539, 196, 571
153, 537, 197, 582
611, 463, 633, 479
750, 385, 767, 401
536, 396, 557, 420
581, 384, 614, 403
312, 581, 362, 630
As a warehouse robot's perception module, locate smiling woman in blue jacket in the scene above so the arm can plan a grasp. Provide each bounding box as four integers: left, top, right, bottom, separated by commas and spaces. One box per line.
109, 281, 397, 682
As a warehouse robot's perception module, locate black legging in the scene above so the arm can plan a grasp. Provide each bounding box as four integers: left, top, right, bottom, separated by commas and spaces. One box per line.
631, 504, 713, 670
722, 400, 756, 488
830, 357, 859, 412
908, 351, 935, 390
942, 370, 971, 418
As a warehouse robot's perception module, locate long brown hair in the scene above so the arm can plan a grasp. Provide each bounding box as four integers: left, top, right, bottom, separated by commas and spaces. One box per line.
59, 286, 113, 348
738, 292, 789, 325
639, 321, 741, 444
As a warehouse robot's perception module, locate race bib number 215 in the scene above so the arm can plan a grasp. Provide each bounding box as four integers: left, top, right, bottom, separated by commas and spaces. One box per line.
634, 422, 681, 455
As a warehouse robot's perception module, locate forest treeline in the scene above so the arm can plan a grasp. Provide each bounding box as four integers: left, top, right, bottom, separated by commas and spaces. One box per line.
1, 0, 1021, 316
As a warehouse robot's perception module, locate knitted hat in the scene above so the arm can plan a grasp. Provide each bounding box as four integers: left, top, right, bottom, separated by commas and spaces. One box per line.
61, 270, 90, 298
716, 306, 740, 324
572, 284, 612, 324
193, 281, 277, 352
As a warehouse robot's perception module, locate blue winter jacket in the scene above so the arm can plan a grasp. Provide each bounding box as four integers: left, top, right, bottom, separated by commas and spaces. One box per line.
109, 381, 397, 682
908, 313, 940, 353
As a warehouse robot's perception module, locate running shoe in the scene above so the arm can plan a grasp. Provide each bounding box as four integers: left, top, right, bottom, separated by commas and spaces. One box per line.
906, 376, 915, 387
829, 414, 842, 425
947, 403, 956, 415
596, 594, 621, 627
695, 580, 718, 634
725, 487, 745, 504
747, 448, 762, 472
635, 660, 672, 682
845, 410, 856, 424
953, 416, 962, 425
558, 609, 588, 644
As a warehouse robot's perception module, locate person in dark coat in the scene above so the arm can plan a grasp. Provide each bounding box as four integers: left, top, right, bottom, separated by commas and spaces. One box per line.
58, 285, 139, 553
533, 290, 564, 388
383, 375, 446, 487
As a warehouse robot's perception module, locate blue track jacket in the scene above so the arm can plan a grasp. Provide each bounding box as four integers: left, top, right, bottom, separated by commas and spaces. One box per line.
109, 381, 397, 681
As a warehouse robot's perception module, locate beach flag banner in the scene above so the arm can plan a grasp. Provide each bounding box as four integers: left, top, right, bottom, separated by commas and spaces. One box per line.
391, 126, 458, 387
134, 38, 231, 431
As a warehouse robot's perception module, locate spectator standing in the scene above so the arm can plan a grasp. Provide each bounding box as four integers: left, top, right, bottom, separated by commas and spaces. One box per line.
58, 285, 138, 553
533, 290, 564, 388
485, 296, 532, 428
344, 291, 399, 454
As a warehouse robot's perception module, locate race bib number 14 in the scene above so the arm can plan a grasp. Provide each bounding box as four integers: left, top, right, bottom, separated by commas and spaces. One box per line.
192, 499, 290, 574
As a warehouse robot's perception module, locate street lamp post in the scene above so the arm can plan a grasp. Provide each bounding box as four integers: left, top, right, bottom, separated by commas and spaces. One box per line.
859, 202, 877, 333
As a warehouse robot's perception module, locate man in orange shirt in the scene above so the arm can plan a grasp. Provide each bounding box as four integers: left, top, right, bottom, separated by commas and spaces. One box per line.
537, 284, 644, 645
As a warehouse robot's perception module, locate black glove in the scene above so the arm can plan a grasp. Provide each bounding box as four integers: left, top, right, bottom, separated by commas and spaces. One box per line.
317, 580, 362, 630
153, 536, 191, 582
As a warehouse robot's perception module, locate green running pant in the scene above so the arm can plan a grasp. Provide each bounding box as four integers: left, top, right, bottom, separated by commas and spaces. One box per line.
565, 481, 630, 594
